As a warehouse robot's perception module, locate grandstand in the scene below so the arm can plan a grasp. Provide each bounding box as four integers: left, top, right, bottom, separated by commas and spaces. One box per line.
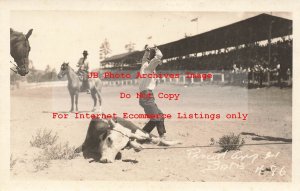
100, 13, 292, 87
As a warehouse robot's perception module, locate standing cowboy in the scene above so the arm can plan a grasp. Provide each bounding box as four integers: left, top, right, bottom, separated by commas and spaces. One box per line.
138, 45, 168, 141
77, 50, 90, 94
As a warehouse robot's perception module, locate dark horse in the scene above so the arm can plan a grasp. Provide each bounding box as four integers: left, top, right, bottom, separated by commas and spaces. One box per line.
10, 28, 33, 76
57, 62, 103, 112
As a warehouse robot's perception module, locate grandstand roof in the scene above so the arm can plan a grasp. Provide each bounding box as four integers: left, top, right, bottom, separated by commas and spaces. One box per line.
101, 51, 140, 62
101, 13, 292, 64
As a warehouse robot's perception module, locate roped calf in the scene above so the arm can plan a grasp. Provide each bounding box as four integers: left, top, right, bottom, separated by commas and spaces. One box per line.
75, 117, 180, 163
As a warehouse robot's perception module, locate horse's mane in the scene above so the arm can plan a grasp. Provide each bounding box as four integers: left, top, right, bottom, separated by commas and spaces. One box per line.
65, 64, 80, 79
64, 64, 76, 74
68, 65, 75, 72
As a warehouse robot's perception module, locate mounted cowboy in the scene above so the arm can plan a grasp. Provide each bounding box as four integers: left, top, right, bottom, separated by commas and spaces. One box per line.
77, 50, 90, 94
57, 62, 103, 112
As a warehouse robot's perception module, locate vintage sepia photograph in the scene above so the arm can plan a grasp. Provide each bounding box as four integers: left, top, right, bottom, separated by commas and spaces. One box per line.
8, 10, 293, 182
1, 0, 300, 190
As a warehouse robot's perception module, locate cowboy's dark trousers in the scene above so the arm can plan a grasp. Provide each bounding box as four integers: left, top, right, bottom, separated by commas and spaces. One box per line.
139, 90, 166, 136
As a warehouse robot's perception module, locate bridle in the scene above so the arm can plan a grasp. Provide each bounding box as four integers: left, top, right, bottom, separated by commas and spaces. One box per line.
10, 61, 19, 74
10, 34, 30, 75
59, 64, 69, 77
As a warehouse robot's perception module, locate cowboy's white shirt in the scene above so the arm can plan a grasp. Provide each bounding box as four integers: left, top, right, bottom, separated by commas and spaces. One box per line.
139, 49, 163, 91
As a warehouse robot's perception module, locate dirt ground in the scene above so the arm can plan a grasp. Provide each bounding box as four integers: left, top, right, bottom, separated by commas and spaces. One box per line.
10, 84, 292, 181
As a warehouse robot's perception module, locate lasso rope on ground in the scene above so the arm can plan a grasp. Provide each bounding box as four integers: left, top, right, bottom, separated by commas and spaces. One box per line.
142, 142, 291, 150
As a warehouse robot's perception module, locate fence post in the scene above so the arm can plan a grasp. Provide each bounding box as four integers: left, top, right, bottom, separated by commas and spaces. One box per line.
267, 71, 270, 86
288, 73, 292, 86
221, 73, 224, 82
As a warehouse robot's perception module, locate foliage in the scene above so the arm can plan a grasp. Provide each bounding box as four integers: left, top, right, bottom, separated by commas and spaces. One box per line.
30, 128, 59, 149
33, 155, 50, 172
218, 133, 245, 152
125, 41, 135, 52
29, 129, 79, 172
43, 142, 79, 160
99, 38, 112, 59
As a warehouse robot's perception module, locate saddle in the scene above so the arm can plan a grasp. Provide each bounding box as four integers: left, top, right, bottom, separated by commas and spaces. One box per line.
77, 70, 89, 91
77, 70, 88, 81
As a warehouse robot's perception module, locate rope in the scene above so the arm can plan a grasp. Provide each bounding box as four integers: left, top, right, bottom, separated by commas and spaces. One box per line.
109, 125, 292, 150
10, 61, 18, 74
111, 129, 131, 138
10, 68, 18, 73
142, 142, 292, 150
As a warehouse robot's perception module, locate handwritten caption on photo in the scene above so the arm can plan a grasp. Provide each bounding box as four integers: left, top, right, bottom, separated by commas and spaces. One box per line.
186, 148, 286, 176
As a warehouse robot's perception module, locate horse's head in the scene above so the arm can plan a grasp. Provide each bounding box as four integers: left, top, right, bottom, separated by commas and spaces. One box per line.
57, 62, 70, 79
10, 28, 33, 76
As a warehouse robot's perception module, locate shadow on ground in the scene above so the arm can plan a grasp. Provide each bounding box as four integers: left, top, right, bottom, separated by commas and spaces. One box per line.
241, 132, 292, 143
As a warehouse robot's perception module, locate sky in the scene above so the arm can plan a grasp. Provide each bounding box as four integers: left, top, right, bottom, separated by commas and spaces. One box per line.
10, 11, 292, 71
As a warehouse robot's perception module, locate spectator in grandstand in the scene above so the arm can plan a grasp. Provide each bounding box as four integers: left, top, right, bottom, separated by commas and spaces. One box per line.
138, 45, 168, 141
257, 64, 263, 87
160, 38, 291, 88
286, 68, 292, 86
230, 64, 237, 84
252, 64, 259, 85
276, 63, 283, 88
259, 58, 268, 87
240, 66, 248, 85
247, 67, 252, 85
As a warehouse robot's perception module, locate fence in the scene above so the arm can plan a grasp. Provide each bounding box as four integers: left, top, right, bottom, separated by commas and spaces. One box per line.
102, 72, 225, 86
11, 81, 67, 90
102, 71, 292, 87
11, 71, 292, 90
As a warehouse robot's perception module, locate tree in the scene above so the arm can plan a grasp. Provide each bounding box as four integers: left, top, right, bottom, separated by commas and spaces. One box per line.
99, 38, 112, 60
45, 65, 51, 73
125, 41, 136, 52
26, 61, 38, 83
40, 65, 54, 82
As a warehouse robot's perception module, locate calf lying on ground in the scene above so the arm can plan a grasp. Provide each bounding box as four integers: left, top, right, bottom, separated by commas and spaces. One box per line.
75, 117, 180, 163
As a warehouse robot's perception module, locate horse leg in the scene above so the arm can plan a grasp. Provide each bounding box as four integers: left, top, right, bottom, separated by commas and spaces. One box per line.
91, 90, 97, 112
96, 90, 102, 112
94, 80, 103, 112
75, 93, 79, 111
70, 94, 74, 112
